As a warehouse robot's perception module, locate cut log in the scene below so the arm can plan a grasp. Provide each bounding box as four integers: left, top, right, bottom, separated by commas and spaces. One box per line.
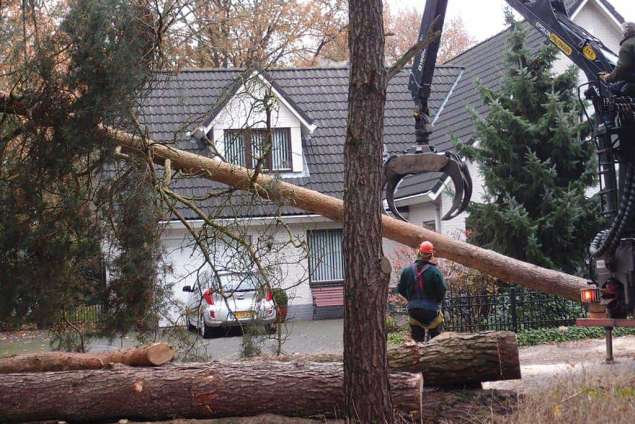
251, 331, 521, 387
0, 92, 588, 300
0, 362, 422, 423
104, 125, 587, 301
388, 331, 521, 386
0, 342, 175, 373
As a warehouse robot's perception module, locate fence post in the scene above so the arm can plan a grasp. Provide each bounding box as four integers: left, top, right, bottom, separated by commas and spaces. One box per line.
510, 287, 518, 333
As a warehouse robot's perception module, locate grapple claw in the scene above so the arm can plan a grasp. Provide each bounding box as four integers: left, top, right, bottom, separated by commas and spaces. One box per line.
383, 151, 472, 222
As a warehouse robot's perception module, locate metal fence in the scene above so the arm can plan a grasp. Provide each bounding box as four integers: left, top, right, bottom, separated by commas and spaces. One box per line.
442, 288, 585, 333
62, 304, 103, 325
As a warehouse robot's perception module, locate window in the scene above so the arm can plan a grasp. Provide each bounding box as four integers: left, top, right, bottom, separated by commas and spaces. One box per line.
307, 229, 344, 284
224, 128, 293, 171
423, 220, 437, 232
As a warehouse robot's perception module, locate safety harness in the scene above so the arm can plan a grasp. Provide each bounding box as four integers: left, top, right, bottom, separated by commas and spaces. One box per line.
408, 262, 444, 330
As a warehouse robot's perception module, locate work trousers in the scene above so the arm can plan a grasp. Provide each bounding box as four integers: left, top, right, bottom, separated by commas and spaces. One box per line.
408, 308, 443, 342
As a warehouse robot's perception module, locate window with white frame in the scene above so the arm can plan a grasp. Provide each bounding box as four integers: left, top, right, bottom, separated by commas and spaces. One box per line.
224, 128, 293, 171
307, 229, 344, 284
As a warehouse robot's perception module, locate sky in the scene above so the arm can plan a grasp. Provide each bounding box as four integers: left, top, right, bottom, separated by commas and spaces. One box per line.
389, 0, 635, 43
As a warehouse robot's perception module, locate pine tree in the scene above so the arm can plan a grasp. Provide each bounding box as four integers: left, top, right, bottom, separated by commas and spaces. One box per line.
460, 15, 603, 276
0, 0, 163, 331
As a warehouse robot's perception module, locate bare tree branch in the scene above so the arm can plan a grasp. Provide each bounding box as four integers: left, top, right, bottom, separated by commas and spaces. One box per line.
386, 29, 441, 82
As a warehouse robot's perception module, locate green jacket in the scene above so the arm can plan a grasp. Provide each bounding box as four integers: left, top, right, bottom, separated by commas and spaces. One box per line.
398, 260, 447, 311
607, 35, 635, 95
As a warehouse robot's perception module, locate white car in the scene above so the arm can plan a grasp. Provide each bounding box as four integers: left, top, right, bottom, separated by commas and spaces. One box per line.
183, 272, 277, 338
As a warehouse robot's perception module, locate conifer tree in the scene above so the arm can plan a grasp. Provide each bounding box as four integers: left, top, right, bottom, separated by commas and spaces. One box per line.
0, 0, 164, 331
460, 15, 603, 275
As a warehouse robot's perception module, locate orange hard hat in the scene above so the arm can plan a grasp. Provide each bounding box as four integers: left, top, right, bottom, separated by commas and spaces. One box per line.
418, 241, 434, 255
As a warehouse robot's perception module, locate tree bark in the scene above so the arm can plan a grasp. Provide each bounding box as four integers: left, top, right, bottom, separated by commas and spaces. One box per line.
387, 332, 520, 386
100, 127, 587, 301
0, 362, 422, 423
0, 92, 589, 299
343, 0, 393, 422
249, 331, 521, 387
0, 342, 175, 373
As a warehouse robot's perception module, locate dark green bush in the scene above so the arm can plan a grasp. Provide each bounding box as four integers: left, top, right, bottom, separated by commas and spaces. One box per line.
517, 326, 635, 347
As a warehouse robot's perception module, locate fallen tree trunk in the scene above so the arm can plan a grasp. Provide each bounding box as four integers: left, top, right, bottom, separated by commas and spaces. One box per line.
0, 92, 588, 300
251, 331, 521, 387
0, 362, 422, 423
104, 126, 587, 301
388, 332, 521, 386
0, 343, 175, 373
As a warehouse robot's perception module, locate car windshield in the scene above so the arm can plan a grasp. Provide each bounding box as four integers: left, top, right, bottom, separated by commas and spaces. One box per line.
212, 273, 259, 293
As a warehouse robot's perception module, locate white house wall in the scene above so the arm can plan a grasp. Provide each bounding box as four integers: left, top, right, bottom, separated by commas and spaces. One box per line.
160, 220, 343, 324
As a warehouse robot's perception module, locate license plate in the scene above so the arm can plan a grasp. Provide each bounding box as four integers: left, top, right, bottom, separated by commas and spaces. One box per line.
235, 311, 254, 319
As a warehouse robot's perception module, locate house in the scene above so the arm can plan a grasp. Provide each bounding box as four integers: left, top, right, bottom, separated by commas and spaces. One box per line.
140, 0, 626, 323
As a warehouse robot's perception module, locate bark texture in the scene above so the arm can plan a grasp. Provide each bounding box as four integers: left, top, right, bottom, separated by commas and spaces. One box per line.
0, 362, 422, 423
0, 342, 175, 373
388, 332, 521, 386
249, 331, 521, 387
343, 0, 393, 421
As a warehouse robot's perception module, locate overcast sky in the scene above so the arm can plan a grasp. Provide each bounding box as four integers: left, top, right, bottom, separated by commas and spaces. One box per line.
388, 0, 635, 43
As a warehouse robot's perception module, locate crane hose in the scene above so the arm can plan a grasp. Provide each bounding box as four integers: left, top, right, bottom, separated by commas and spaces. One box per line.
590, 162, 635, 258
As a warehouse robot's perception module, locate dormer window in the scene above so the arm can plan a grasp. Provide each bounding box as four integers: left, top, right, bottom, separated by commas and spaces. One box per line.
224, 128, 293, 171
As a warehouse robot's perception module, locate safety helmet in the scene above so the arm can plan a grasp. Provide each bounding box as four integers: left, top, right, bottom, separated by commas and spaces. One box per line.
418, 241, 434, 255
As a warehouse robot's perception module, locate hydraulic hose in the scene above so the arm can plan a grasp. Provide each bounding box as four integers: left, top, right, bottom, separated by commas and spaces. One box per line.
591, 162, 635, 258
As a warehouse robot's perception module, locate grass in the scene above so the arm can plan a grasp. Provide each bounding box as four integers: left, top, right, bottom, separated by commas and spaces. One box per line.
0, 331, 50, 357
504, 367, 635, 424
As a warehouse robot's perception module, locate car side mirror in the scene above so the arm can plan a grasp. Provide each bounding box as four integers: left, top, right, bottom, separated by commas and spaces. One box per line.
182, 285, 193, 292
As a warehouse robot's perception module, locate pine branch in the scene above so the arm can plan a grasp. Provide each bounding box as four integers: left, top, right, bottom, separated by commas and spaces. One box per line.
386, 18, 442, 82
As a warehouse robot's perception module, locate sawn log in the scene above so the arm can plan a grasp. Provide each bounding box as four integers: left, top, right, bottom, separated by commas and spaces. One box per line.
0, 362, 422, 423
253, 331, 521, 387
104, 126, 587, 301
0, 342, 175, 373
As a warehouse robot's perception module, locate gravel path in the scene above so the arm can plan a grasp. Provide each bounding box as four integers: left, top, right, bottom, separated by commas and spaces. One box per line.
485, 335, 635, 392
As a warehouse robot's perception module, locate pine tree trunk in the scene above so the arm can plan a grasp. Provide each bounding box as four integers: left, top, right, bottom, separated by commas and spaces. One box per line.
0, 362, 422, 423
387, 332, 521, 386
0, 343, 175, 373
344, 0, 393, 421
248, 331, 521, 387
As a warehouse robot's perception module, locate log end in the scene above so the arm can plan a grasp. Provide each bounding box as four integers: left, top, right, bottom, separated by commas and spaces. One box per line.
389, 372, 423, 422
497, 332, 522, 381
145, 343, 175, 366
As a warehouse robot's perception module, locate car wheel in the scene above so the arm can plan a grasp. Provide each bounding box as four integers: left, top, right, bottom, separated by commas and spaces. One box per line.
186, 317, 196, 332
199, 313, 212, 339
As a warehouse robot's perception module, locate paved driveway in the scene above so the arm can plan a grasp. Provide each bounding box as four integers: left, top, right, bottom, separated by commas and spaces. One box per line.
82, 319, 345, 361
0, 320, 345, 360
197, 319, 344, 360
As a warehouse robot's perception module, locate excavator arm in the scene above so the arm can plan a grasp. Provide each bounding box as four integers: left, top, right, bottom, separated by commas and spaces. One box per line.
383, 0, 472, 222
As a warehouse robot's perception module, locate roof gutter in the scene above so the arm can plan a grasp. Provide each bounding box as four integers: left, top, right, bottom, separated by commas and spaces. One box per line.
161, 213, 330, 230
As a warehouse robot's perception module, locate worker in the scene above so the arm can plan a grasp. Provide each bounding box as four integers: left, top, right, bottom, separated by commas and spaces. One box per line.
397, 241, 447, 342
600, 22, 635, 96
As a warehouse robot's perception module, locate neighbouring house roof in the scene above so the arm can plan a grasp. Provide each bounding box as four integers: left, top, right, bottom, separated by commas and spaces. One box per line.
140, 66, 464, 220
434, 0, 622, 150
